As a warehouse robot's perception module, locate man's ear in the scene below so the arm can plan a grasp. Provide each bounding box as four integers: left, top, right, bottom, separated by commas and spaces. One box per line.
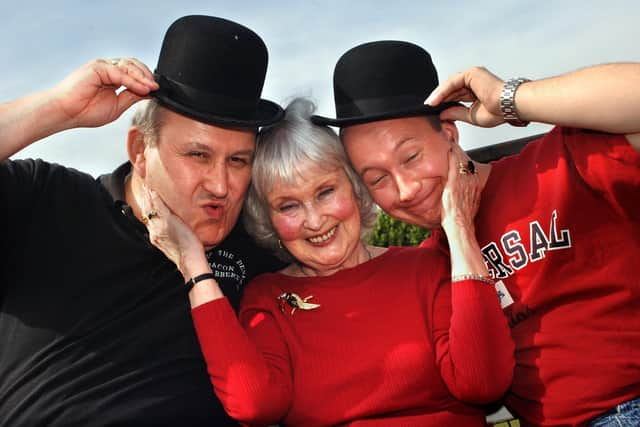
127, 126, 147, 178
440, 120, 460, 145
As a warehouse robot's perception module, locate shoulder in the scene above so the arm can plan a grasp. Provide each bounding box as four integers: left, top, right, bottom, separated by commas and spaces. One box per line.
531, 126, 640, 174
383, 245, 450, 275
2, 158, 92, 183
240, 272, 286, 312
217, 222, 287, 278
1, 158, 99, 205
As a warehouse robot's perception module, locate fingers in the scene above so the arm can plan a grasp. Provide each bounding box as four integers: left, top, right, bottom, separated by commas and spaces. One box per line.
96, 57, 159, 95
426, 71, 467, 106
439, 105, 471, 123
112, 57, 158, 88
441, 143, 481, 230
445, 146, 461, 188
148, 187, 172, 218
140, 184, 171, 223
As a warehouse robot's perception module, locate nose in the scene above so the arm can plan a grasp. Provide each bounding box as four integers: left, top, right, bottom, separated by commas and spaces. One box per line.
203, 163, 228, 199
303, 205, 324, 231
395, 173, 420, 203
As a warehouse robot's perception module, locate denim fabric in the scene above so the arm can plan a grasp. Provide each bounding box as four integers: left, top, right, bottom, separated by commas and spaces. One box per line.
589, 397, 640, 427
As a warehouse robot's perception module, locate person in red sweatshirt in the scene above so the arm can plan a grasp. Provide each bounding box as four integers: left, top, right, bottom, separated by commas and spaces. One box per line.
141, 97, 514, 426
312, 41, 640, 426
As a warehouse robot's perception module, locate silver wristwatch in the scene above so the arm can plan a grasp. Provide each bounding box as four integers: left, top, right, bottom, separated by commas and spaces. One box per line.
500, 77, 530, 127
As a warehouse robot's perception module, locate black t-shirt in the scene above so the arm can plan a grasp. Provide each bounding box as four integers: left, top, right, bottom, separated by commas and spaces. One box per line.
0, 160, 284, 426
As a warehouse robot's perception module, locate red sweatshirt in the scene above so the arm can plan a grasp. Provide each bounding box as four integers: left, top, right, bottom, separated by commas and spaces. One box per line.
192, 246, 514, 426
425, 127, 640, 425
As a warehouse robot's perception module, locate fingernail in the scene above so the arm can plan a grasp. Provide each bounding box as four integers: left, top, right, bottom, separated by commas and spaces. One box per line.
425, 90, 438, 105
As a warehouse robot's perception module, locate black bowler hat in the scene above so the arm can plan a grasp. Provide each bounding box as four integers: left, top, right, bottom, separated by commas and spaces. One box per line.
152, 15, 283, 128
311, 41, 458, 127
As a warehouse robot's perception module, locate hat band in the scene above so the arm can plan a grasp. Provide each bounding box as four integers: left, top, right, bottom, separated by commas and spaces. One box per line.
155, 73, 259, 117
336, 94, 425, 117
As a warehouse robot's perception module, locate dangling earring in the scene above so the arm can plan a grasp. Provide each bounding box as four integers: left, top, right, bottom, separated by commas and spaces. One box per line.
278, 239, 283, 249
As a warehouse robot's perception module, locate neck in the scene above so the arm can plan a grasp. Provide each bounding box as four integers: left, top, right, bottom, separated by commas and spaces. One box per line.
124, 171, 145, 222
475, 161, 492, 192
296, 244, 372, 278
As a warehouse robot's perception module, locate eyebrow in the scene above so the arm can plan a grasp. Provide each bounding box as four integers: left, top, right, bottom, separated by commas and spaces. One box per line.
184, 142, 254, 156
359, 137, 415, 175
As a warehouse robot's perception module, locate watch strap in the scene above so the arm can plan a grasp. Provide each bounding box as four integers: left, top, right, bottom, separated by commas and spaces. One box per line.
500, 77, 530, 127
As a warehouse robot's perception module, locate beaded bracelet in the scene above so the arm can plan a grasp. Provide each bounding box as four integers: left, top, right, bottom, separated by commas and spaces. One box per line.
185, 273, 216, 293
451, 273, 495, 286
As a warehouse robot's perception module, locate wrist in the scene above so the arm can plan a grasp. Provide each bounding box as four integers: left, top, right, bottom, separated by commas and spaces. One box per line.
451, 273, 495, 285
442, 216, 476, 237
185, 272, 216, 293
179, 252, 211, 280
500, 77, 531, 127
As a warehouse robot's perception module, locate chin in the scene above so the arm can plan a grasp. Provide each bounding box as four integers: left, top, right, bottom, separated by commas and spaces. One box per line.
197, 229, 226, 250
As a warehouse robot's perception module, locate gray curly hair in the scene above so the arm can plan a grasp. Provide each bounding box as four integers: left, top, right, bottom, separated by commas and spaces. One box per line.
243, 98, 378, 262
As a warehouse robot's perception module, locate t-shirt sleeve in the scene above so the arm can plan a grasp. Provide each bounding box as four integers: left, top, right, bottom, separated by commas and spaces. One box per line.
190, 277, 292, 425
428, 250, 515, 404
1, 159, 44, 244
0, 159, 92, 293
560, 127, 640, 220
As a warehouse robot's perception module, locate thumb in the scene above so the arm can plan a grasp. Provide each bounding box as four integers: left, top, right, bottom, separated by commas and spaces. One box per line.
439, 105, 470, 123
115, 90, 146, 118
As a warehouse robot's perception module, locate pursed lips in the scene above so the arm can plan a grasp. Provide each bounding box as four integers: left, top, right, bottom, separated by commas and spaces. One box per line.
201, 201, 225, 220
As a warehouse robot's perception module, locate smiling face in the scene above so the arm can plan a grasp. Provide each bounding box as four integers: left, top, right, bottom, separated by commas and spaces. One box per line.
135, 108, 256, 250
267, 162, 363, 276
342, 116, 456, 229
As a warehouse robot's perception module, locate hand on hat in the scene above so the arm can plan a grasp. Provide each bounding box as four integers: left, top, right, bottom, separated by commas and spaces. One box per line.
425, 66, 505, 128
50, 57, 159, 130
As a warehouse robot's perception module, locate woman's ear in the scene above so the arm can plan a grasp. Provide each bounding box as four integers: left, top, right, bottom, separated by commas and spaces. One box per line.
127, 126, 147, 178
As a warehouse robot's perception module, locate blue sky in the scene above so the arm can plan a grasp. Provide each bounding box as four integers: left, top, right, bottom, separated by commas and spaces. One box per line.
4, 0, 640, 176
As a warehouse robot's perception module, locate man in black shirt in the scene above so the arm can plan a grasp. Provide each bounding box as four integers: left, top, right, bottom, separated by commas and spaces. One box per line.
0, 15, 283, 426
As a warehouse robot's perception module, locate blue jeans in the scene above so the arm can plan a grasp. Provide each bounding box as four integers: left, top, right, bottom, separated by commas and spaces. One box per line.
589, 397, 640, 427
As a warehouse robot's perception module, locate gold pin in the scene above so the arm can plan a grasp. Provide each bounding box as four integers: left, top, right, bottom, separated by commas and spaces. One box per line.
277, 292, 320, 315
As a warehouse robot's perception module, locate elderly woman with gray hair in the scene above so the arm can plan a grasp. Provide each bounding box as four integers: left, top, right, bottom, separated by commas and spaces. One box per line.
141, 97, 514, 426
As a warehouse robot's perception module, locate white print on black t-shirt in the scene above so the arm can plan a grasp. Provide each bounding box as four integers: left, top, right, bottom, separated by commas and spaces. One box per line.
481, 210, 572, 280
208, 249, 248, 291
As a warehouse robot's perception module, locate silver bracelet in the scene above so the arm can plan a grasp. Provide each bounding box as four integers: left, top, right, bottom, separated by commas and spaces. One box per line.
451, 273, 495, 286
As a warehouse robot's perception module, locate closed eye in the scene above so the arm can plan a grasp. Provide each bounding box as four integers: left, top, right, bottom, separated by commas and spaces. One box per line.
369, 174, 387, 187
317, 187, 334, 198
405, 152, 419, 164
188, 151, 208, 159
278, 203, 298, 212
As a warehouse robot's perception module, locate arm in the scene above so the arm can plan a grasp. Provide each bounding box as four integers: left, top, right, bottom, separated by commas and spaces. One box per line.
0, 58, 158, 160
433, 146, 514, 403
432, 274, 514, 404
426, 63, 640, 152
142, 189, 291, 425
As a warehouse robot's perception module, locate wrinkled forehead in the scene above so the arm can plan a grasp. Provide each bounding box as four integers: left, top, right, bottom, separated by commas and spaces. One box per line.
341, 116, 439, 168
157, 107, 257, 149
264, 159, 343, 193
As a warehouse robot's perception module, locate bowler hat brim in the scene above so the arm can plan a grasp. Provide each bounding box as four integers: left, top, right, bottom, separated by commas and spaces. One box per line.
152, 90, 284, 128
310, 101, 459, 127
